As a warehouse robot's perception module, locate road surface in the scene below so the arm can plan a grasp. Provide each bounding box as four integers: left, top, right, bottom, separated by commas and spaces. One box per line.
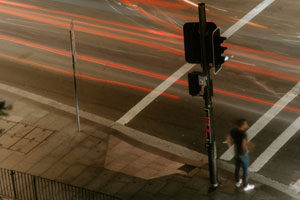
0, 0, 299, 191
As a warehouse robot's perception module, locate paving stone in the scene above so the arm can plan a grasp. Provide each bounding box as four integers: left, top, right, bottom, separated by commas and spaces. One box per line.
134, 167, 160, 179
116, 178, 147, 199
90, 130, 108, 140
23, 131, 74, 165
5, 123, 34, 137
6, 105, 35, 122
141, 180, 167, 193
107, 135, 121, 149
21, 109, 49, 124
101, 179, 127, 196
34, 113, 71, 130
114, 173, 137, 184
25, 156, 58, 176
0, 148, 14, 162
42, 162, 70, 180
61, 146, 90, 164
159, 181, 184, 195
0, 151, 25, 170
0, 120, 16, 134
191, 192, 210, 200
71, 166, 101, 188
131, 191, 154, 200
14, 133, 86, 173
80, 136, 101, 148
56, 163, 87, 183
110, 141, 133, 155
106, 159, 133, 172
0, 134, 21, 149
152, 193, 172, 200
47, 132, 87, 159
86, 169, 117, 191
10, 138, 39, 154
126, 156, 153, 169
25, 128, 53, 142
185, 175, 210, 192
79, 147, 106, 166
171, 187, 196, 200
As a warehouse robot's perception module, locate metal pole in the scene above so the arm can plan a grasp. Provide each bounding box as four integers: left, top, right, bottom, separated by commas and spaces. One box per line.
70, 20, 81, 132
198, 3, 218, 187
10, 171, 17, 199
33, 176, 38, 200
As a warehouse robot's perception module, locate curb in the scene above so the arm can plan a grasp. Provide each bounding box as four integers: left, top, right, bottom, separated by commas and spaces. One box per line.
0, 82, 297, 199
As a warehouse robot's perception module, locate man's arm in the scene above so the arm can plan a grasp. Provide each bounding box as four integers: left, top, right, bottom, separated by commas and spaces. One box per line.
226, 134, 233, 147
242, 138, 248, 152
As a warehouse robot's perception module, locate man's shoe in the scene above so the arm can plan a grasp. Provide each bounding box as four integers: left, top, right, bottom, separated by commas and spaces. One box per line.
244, 184, 255, 191
236, 179, 242, 187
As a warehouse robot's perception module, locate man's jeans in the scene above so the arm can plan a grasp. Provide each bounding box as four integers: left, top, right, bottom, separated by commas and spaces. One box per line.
235, 155, 249, 187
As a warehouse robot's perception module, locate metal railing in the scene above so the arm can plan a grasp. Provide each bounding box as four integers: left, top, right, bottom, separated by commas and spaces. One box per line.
0, 168, 120, 200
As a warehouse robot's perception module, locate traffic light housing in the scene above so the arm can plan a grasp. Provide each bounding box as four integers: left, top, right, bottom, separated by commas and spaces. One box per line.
188, 72, 201, 96
183, 22, 217, 64
212, 28, 227, 74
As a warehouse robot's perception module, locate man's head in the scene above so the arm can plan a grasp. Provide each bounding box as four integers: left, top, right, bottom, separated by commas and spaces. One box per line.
236, 119, 249, 131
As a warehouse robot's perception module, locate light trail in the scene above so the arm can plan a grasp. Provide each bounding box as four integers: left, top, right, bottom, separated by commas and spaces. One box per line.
0, 6, 184, 56
0, 0, 182, 40
225, 43, 300, 63
1, 0, 294, 66
1, 6, 299, 85
4, 5, 182, 46
0, 53, 179, 99
131, 0, 184, 10
0, 33, 299, 113
227, 50, 300, 70
225, 61, 300, 82
182, 0, 198, 7
3, 5, 295, 72
181, 0, 268, 29
120, 0, 182, 32
0, 34, 174, 82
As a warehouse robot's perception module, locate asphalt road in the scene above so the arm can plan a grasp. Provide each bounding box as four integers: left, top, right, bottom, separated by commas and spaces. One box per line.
0, 0, 299, 189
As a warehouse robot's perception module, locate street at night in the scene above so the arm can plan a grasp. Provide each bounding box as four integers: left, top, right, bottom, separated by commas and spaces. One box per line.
0, 0, 299, 199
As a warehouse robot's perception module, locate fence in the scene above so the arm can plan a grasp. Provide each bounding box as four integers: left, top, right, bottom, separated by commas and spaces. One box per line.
0, 168, 121, 200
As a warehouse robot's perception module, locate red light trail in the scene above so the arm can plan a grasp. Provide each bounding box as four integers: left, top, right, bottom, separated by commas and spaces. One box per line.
0, 33, 299, 113
0, 53, 179, 99
0, 0, 298, 113
0, 6, 184, 56
225, 61, 300, 82
0, 0, 183, 40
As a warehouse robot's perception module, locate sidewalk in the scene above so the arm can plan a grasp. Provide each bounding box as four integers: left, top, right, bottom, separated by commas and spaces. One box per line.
0, 88, 296, 200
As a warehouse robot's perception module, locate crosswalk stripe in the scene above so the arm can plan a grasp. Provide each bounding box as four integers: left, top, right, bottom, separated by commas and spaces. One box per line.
220, 82, 300, 161
249, 115, 300, 172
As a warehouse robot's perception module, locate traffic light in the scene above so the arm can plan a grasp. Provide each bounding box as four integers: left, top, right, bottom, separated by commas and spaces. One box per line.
183, 22, 217, 64
188, 72, 201, 96
212, 28, 227, 74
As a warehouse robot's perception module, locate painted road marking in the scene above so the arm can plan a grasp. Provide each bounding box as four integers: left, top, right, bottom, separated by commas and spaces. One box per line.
290, 179, 300, 193
222, 0, 276, 38
117, 0, 276, 125
249, 116, 300, 172
221, 82, 300, 161
116, 63, 194, 125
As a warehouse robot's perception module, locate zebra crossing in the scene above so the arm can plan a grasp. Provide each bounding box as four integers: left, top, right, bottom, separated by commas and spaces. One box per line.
220, 81, 300, 192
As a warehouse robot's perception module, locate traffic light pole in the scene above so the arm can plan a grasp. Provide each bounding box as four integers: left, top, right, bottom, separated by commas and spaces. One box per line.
198, 3, 218, 187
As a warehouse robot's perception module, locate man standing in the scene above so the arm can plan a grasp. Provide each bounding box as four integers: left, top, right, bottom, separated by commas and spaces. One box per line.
227, 119, 255, 191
